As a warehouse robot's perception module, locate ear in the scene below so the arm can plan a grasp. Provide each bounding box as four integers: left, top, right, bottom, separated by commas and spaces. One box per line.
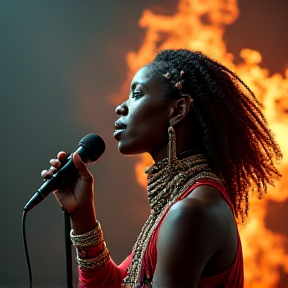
169, 98, 191, 126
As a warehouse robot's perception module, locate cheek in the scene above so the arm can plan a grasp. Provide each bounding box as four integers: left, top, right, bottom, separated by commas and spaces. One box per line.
130, 104, 168, 135
118, 106, 169, 154
135, 108, 169, 147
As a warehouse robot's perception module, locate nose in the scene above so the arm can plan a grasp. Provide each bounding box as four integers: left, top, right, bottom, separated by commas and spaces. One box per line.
115, 101, 128, 116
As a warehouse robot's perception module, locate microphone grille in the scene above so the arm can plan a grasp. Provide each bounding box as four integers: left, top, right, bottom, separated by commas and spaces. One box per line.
78, 133, 106, 162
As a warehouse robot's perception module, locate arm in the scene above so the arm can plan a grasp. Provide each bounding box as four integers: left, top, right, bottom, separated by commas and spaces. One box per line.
43, 152, 127, 288
153, 186, 229, 288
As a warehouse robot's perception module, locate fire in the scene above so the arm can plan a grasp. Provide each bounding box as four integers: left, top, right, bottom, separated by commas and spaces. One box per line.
114, 0, 288, 287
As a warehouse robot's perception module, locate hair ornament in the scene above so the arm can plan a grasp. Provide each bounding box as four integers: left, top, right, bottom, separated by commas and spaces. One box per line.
163, 72, 171, 79
162, 68, 194, 106
163, 69, 185, 87
175, 82, 182, 90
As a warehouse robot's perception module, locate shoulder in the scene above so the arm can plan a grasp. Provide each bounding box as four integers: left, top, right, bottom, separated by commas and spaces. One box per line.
166, 184, 228, 232
153, 185, 229, 286
160, 184, 233, 257
153, 184, 238, 287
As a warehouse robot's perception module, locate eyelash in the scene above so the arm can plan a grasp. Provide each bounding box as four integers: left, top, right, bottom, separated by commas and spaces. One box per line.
131, 91, 143, 99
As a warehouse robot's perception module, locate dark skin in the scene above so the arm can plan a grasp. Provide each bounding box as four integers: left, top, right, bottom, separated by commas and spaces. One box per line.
43, 66, 237, 287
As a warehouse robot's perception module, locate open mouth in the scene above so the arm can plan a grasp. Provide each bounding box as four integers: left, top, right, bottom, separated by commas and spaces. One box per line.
114, 121, 127, 131
114, 121, 127, 138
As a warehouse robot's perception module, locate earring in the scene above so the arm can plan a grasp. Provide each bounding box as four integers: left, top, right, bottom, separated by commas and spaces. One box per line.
168, 120, 176, 167
168, 120, 184, 170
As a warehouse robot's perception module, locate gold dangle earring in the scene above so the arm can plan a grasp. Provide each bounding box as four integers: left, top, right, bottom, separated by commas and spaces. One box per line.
168, 120, 184, 170
168, 120, 176, 167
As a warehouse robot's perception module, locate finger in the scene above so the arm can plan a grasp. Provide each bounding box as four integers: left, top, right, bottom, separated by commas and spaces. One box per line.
41, 169, 53, 179
57, 151, 68, 161
73, 152, 93, 182
49, 165, 58, 172
50, 158, 61, 168
41, 169, 48, 177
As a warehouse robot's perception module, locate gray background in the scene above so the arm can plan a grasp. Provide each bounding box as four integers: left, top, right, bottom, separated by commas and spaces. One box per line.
0, 0, 287, 287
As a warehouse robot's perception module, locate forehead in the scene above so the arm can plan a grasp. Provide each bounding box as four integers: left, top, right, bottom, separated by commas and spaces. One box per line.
131, 66, 156, 87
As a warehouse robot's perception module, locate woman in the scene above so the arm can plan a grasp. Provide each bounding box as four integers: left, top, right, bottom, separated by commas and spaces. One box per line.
43, 49, 282, 288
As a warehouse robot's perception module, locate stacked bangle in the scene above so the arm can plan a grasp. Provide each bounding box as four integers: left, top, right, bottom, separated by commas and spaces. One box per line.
70, 220, 110, 269
76, 241, 110, 269
70, 220, 103, 247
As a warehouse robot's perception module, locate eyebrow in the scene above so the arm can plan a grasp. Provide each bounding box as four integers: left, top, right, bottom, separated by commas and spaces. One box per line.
131, 81, 149, 91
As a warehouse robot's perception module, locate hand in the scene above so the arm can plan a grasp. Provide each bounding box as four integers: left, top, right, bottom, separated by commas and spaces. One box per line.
41, 151, 97, 234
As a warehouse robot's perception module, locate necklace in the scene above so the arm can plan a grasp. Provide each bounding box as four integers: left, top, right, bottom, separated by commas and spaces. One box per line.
123, 153, 222, 287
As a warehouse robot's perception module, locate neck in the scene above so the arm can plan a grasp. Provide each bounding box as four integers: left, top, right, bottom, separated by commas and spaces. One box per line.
150, 119, 202, 163
150, 145, 202, 163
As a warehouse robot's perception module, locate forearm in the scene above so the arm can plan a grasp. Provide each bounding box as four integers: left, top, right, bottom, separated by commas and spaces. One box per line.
70, 203, 97, 235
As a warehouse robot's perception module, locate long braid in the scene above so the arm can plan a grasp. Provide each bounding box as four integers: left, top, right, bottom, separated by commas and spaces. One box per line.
149, 49, 282, 222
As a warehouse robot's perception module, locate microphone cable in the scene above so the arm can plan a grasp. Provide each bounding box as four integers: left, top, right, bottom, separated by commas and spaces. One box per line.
22, 208, 75, 288
22, 209, 33, 288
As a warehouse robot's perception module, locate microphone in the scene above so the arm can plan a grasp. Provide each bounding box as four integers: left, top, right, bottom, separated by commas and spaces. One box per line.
24, 133, 105, 212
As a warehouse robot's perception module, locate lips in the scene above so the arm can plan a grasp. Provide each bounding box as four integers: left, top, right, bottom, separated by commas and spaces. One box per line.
114, 120, 127, 130
114, 120, 127, 138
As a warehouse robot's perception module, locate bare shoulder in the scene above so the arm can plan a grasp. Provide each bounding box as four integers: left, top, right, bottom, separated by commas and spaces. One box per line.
153, 184, 237, 287
163, 184, 236, 246
167, 184, 230, 228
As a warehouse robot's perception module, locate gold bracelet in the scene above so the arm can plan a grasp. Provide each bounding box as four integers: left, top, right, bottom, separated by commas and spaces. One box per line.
70, 220, 103, 247
76, 242, 104, 259
76, 242, 110, 269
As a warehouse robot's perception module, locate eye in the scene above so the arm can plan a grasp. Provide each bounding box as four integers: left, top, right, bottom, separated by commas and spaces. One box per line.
131, 91, 144, 99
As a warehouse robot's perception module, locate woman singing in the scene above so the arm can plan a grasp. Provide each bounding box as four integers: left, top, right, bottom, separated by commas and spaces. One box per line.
43, 49, 282, 288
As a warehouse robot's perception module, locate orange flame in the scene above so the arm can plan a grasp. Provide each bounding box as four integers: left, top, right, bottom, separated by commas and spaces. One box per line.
114, 1, 288, 287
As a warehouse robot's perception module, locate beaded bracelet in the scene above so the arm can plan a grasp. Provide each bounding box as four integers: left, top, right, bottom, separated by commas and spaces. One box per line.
76, 243, 104, 259
70, 220, 103, 247
76, 241, 110, 269
70, 220, 110, 269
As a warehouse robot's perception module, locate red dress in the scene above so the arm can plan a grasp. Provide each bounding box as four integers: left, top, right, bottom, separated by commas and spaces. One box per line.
78, 179, 244, 288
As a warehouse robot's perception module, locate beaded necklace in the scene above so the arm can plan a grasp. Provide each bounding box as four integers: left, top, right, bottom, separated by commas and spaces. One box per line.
123, 153, 222, 288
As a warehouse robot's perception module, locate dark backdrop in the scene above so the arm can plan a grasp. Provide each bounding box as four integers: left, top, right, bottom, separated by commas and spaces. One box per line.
0, 1, 287, 287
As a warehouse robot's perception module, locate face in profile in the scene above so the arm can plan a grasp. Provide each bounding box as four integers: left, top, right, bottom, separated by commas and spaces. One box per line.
114, 65, 175, 159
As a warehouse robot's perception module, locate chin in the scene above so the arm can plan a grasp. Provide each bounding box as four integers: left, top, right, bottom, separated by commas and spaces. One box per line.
117, 142, 132, 155
117, 141, 145, 156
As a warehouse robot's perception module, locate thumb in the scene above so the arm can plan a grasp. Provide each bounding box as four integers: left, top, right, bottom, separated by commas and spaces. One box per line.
73, 152, 93, 182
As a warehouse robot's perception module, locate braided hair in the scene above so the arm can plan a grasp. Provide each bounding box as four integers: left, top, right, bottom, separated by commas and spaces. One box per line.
148, 49, 282, 222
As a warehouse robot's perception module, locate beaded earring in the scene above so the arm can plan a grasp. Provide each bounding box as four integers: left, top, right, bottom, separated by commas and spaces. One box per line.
168, 120, 176, 167
168, 120, 185, 170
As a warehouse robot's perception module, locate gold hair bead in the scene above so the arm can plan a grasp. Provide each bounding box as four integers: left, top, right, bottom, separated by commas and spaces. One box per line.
163, 72, 171, 79
175, 82, 182, 90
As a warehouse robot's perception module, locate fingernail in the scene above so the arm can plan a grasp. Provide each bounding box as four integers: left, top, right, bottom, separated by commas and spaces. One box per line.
41, 170, 48, 177
50, 159, 58, 165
